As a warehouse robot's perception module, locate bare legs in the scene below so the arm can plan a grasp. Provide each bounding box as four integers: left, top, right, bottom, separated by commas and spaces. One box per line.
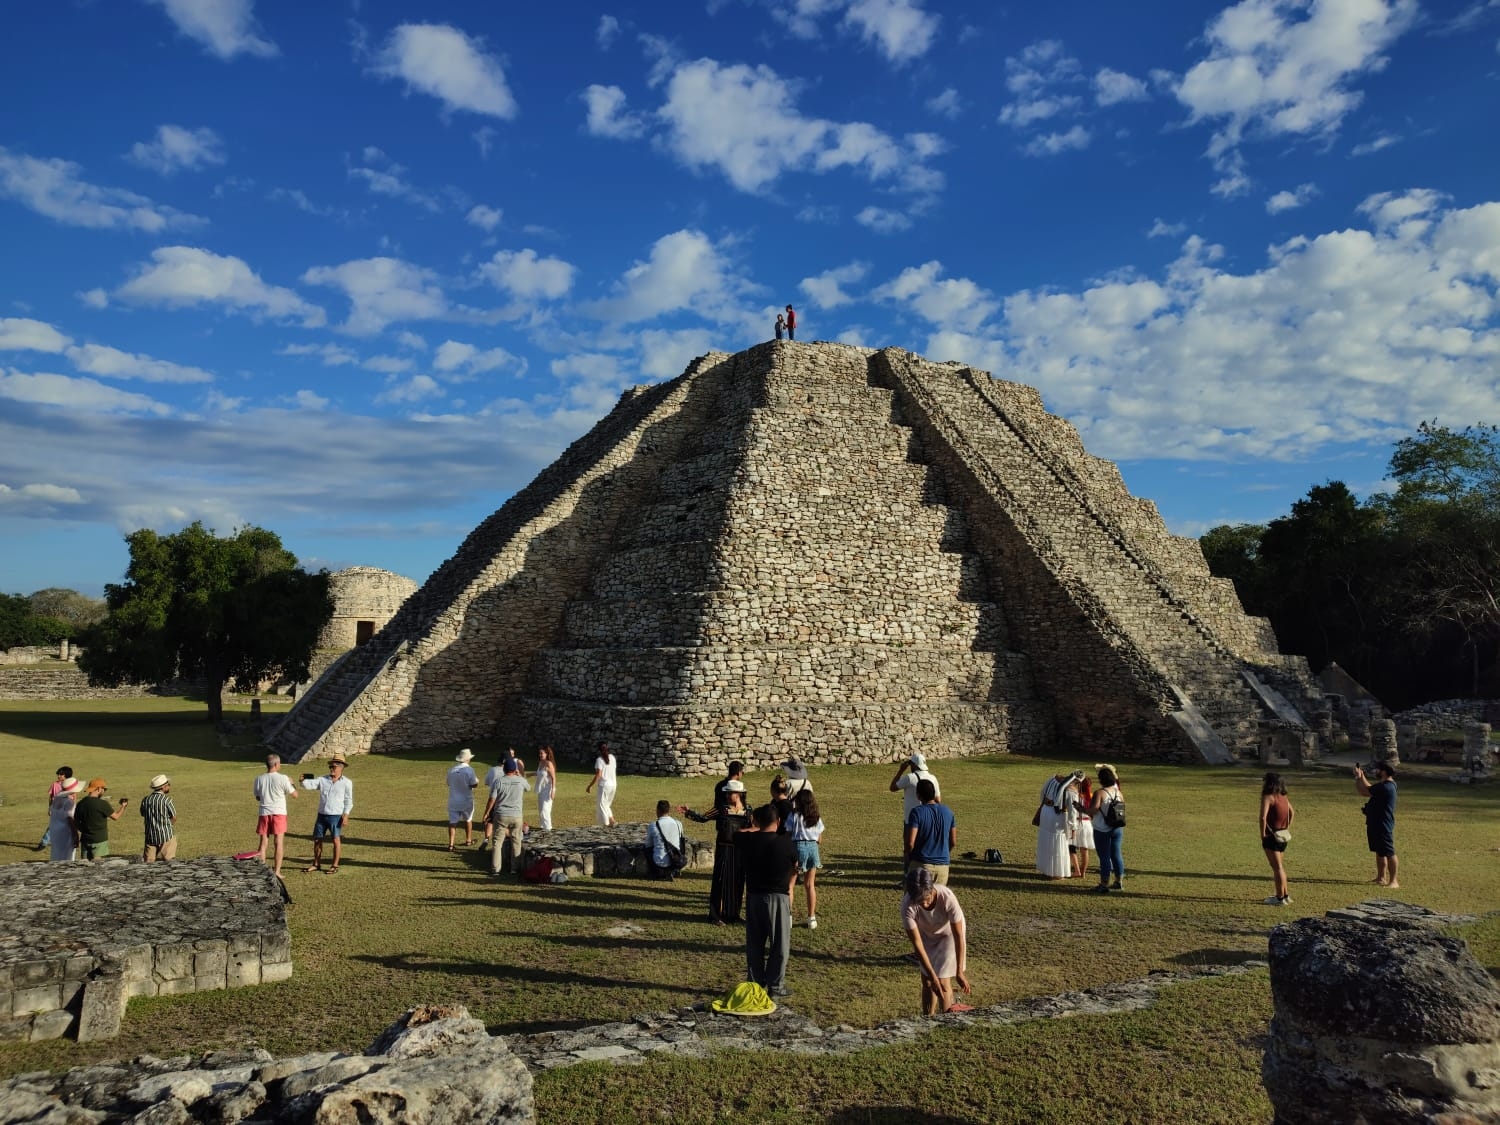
1376, 854, 1400, 888
1264, 848, 1289, 900
802, 867, 817, 921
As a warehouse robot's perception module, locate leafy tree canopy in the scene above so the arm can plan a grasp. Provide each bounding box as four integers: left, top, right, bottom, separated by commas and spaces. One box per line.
78, 522, 333, 721
0, 592, 73, 649
27, 587, 106, 628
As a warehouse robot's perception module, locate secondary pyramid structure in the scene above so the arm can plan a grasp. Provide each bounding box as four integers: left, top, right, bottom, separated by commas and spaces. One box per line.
269, 341, 1317, 774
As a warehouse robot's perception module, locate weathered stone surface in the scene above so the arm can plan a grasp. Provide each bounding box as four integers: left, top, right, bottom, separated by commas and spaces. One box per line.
515, 824, 711, 880
312, 1046, 532, 1125
272, 342, 1314, 771
1264, 904, 1500, 1124
0, 858, 290, 1042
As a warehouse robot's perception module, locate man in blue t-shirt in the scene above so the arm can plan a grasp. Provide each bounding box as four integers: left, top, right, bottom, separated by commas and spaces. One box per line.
1355, 761, 1399, 889
905, 779, 956, 886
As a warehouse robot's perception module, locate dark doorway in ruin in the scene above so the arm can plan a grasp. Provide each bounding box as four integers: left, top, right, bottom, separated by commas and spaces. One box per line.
355, 620, 375, 646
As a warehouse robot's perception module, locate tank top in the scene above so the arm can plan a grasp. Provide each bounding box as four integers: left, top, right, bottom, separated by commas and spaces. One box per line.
1266, 794, 1290, 831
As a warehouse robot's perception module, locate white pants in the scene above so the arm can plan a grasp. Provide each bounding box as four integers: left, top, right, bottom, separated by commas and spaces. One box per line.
537, 796, 554, 830
595, 783, 616, 825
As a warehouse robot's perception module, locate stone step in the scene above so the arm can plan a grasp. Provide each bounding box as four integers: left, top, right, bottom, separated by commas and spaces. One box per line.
529, 644, 1032, 706
561, 591, 1005, 648
498, 696, 1055, 775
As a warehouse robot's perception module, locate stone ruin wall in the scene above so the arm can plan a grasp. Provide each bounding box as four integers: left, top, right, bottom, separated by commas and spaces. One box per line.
316, 567, 420, 652
0, 858, 290, 1044
274, 341, 1310, 772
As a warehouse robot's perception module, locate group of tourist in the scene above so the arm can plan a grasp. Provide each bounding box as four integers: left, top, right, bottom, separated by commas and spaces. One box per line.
40, 766, 171, 863
1033, 764, 1126, 892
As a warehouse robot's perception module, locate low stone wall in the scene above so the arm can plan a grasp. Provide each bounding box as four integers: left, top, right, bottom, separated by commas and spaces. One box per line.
0, 857, 290, 1043
0, 1005, 533, 1125
0, 666, 165, 701
515, 823, 713, 878
1394, 698, 1500, 735
0, 644, 71, 666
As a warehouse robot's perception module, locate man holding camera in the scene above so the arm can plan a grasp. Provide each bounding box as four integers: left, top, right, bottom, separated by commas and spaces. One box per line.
1355, 762, 1399, 889
302, 755, 353, 874
74, 779, 128, 861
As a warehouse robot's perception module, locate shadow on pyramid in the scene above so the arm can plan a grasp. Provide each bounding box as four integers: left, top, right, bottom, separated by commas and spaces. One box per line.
269, 342, 1317, 775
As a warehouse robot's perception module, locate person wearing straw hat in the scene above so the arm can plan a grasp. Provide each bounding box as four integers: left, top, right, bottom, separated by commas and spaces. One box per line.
36, 766, 73, 851
301, 755, 354, 873
73, 779, 128, 861
446, 748, 480, 851
140, 774, 177, 862
48, 777, 83, 862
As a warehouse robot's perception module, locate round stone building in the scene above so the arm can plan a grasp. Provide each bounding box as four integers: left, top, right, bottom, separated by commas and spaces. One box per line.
317, 567, 419, 652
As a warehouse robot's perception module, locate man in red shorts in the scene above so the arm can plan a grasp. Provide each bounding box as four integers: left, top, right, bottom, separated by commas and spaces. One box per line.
253, 752, 298, 878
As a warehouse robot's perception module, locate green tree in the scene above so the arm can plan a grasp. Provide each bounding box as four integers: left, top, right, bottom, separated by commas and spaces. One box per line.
0, 592, 72, 649
1199, 523, 1267, 612
78, 523, 333, 722
27, 587, 106, 628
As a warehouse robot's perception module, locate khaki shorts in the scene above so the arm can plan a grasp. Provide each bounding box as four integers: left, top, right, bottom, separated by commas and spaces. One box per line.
144, 838, 178, 862
908, 860, 950, 886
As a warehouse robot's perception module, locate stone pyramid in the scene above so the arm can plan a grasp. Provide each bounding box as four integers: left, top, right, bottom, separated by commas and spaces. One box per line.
269, 341, 1316, 774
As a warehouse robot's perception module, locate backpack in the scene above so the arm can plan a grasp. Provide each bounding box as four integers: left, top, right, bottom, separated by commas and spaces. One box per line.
658, 819, 687, 869
1103, 795, 1126, 829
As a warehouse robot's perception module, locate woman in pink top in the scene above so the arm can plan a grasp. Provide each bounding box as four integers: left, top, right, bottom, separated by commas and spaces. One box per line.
900, 866, 972, 1014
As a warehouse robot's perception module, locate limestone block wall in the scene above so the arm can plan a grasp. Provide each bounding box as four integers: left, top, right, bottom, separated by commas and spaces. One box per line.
317, 567, 420, 651
0, 857, 290, 1043
0, 666, 173, 701
269, 352, 734, 762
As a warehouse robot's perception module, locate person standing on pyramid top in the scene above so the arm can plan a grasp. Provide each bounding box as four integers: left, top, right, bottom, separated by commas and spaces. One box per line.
785, 304, 797, 340
775, 312, 785, 341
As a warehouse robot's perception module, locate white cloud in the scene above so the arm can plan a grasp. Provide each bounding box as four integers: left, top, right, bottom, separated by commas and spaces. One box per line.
302, 257, 448, 335
549, 353, 629, 412
362, 355, 413, 374
1023, 125, 1092, 157
855, 206, 913, 234
65, 343, 213, 383
633, 328, 717, 381
278, 342, 358, 366
374, 374, 442, 404
0, 318, 70, 354
466, 204, 502, 231
648, 58, 944, 196
1095, 67, 1150, 106
126, 125, 226, 175
146, 0, 277, 60
115, 246, 326, 326
370, 23, 518, 120
872, 261, 998, 332
472, 126, 498, 159
1175, 0, 1419, 188
347, 151, 443, 212
800, 262, 870, 309
479, 249, 576, 301
1148, 218, 1188, 239
291, 389, 328, 411
1266, 182, 1319, 213
596, 14, 621, 49
0, 147, 204, 233
999, 40, 1085, 132
842, 0, 941, 64
586, 229, 744, 324
433, 340, 522, 376
0, 370, 172, 416
0, 482, 84, 506
583, 84, 647, 140
79, 289, 110, 309
905, 196, 1500, 462
1351, 132, 1401, 156
924, 87, 962, 118
395, 331, 427, 350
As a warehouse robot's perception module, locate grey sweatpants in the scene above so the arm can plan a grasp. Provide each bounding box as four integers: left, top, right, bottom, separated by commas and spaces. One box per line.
745, 891, 791, 990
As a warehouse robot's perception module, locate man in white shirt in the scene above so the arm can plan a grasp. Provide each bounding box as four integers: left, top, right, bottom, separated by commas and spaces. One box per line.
446, 748, 480, 851
890, 752, 940, 865
301, 755, 354, 874
253, 753, 298, 878
481, 751, 508, 851
646, 799, 686, 880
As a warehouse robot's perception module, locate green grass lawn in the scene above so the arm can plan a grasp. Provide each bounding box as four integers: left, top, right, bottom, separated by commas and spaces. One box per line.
2, 699, 1497, 1123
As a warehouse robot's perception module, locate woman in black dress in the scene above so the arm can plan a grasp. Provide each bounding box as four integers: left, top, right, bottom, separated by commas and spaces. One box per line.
681, 779, 750, 924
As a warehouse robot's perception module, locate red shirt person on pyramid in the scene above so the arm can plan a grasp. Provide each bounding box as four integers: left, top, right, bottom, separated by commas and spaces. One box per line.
785, 305, 796, 340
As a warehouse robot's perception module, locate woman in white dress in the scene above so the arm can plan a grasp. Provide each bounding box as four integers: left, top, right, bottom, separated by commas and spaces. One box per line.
535, 746, 557, 830
1035, 770, 1082, 879
585, 742, 617, 826
1070, 776, 1095, 877
48, 777, 82, 862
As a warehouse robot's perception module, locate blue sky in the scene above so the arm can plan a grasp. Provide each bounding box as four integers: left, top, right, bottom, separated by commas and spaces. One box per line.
2, 0, 1498, 596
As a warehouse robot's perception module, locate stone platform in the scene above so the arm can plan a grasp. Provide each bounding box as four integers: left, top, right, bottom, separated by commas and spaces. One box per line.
514, 823, 712, 878
0, 856, 290, 1043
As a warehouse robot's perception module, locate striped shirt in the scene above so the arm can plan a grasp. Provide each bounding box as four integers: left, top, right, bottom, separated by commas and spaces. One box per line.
140, 791, 176, 845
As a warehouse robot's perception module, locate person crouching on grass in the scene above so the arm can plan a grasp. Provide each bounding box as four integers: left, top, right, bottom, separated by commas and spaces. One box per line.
901, 866, 971, 1014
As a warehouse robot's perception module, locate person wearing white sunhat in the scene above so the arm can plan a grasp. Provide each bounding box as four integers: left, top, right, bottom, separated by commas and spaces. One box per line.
889, 752, 940, 865
446, 748, 480, 851
48, 777, 83, 862
140, 774, 177, 862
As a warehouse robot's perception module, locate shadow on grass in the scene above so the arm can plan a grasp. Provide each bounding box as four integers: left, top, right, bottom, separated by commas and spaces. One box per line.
1166, 948, 1266, 967
347, 950, 703, 997
0, 705, 259, 762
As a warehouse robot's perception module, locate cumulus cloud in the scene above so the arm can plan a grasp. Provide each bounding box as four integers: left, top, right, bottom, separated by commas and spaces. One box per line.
479, 249, 577, 301
855, 206, 913, 234
126, 125, 226, 175
370, 23, 518, 119
800, 262, 870, 309
65, 343, 213, 383
347, 150, 443, 212
466, 204, 502, 231
302, 257, 448, 335
374, 373, 442, 404
433, 339, 523, 377
1148, 218, 1189, 239
596, 14, 622, 49
642, 58, 944, 196
1024, 125, 1091, 157
899, 195, 1500, 463
585, 229, 746, 324
872, 261, 998, 332
0, 318, 70, 354
1351, 132, 1401, 156
0, 370, 172, 415
924, 87, 963, 118
1266, 182, 1319, 213
115, 246, 326, 326
0, 147, 204, 233
0, 482, 84, 507
1175, 0, 1419, 189
278, 342, 358, 366
583, 85, 647, 140
145, 0, 277, 60
362, 355, 413, 375
999, 41, 1083, 126
291, 389, 328, 411
770, 0, 940, 64
1094, 67, 1149, 106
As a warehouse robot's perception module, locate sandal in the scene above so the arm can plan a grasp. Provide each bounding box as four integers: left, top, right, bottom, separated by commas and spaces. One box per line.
326, 866, 339, 874
304, 865, 320, 874
945, 1003, 975, 1013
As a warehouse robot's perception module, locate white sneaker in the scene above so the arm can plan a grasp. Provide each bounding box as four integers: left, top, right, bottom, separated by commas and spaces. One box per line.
1280, 895, 1292, 906
807, 916, 818, 929
1263, 895, 1284, 906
